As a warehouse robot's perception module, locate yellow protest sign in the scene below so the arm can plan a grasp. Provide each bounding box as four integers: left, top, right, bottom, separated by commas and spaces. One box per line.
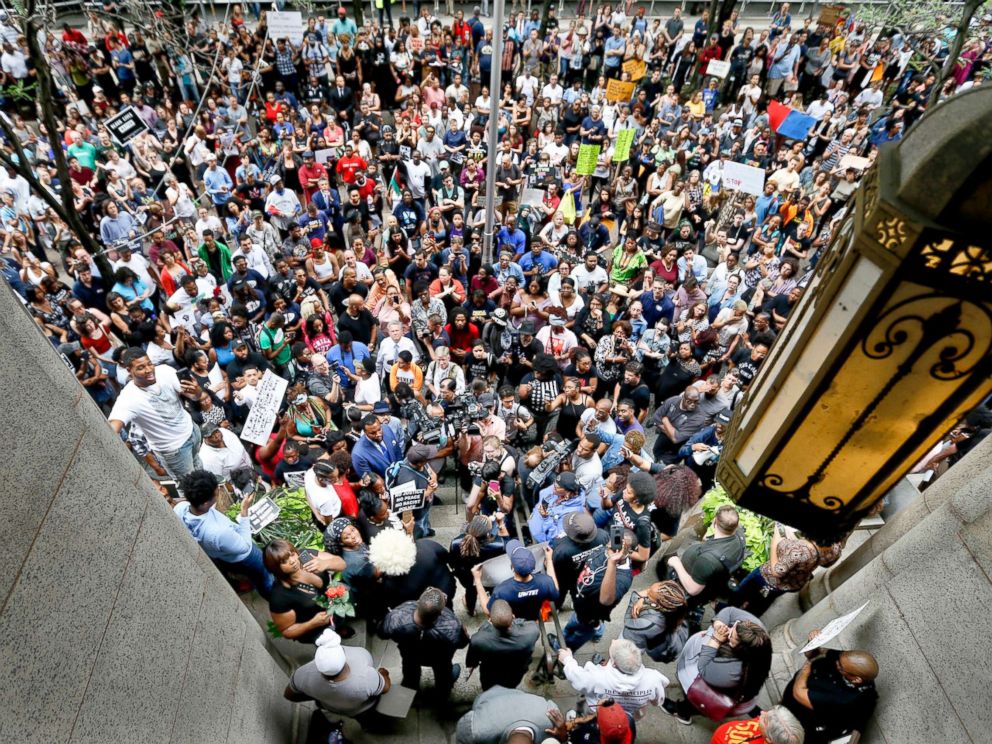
622, 58, 646, 81
576, 144, 601, 176
606, 79, 636, 104
612, 129, 636, 162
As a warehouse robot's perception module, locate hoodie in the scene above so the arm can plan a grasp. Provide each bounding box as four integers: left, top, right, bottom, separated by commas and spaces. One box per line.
173, 502, 254, 562
563, 656, 668, 718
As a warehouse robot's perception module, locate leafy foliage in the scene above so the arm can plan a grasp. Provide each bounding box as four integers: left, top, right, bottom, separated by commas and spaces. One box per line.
700, 484, 775, 573
225, 486, 324, 551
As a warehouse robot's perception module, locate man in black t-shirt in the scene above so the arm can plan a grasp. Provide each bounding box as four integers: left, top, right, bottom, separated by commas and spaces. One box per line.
552, 511, 609, 607
614, 362, 652, 422
561, 536, 635, 651
225, 339, 271, 381
665, 505, 745, 603
782, 646, 879, 744
730, 342, 769, 389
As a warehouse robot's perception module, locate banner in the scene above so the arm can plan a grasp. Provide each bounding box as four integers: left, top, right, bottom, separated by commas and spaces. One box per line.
576, 144, 601, 176
707, 60, 731, 79
621, 58, 646, 81
612, 129, 636, 162
240, 370, 289, 446
605, 79, 636, 104
722, 161, 766, 196
267, 10, 305, 45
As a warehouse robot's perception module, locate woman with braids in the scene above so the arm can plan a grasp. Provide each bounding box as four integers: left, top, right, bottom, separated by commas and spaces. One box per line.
665, 607, 773, 724
447, 514, 509, 617
622, 580, 690, 663
285, 380, 334, 444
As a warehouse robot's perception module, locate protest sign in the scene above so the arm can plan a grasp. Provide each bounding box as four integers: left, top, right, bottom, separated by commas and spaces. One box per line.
838, 154, 873, 172
799, 602, 870, 653
606, 79, 636, 103
389, 480, 428, 512
612, 129, 636, 162
267, 10, 305, 45
314, 148, 336, 165
722, 161, 766, 196
105, 106, 149, 147
247, 496, 281, 534
576, 144, 601, 176
707, 60, 731, 79
622, 58, 646, 81
240, 370, 289, 446
168, 307, 197, 334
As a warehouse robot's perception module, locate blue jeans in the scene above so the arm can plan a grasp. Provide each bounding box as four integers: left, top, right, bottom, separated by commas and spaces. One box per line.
563, 614, 604, 651
592, 507, 613, 528
156, 426, 203, 482
235, 543, 275, 600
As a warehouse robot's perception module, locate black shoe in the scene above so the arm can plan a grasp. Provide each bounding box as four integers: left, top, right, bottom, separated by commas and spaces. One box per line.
450, 663, 462, 683
662, 699, 693, 725
426, 528, 437, 537
547, 633, 561, 654
433, 493, 444, 504
437, 474, 446, 485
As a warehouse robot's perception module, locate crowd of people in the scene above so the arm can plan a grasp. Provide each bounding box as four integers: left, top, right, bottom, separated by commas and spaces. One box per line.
8, 0, 989, 741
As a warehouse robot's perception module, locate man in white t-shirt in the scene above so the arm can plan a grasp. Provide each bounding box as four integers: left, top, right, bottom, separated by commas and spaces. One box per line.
304, 461, 342, 527
198, 422, 253, 482
109, 348, 203, 480
540, 74, 565, 105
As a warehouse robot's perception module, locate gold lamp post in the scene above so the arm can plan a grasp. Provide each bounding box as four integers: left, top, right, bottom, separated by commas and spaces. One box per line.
717, 88, 992, 542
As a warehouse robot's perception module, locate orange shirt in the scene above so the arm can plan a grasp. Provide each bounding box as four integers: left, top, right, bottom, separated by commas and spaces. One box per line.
711, 717, 765, 744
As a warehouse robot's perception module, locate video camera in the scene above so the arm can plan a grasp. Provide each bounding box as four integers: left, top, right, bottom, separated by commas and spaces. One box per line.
526, 438, 577, 490
402, 393, 488, 445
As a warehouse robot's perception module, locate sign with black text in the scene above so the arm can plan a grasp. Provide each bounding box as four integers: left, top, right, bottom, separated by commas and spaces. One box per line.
388, 480, 427, 512
105, 106, 149, 147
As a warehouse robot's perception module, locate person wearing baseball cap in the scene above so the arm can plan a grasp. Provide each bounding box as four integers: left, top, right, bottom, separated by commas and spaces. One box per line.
528, 470, 584, 543
472, 539, 559, 621
552, 511, 610, 608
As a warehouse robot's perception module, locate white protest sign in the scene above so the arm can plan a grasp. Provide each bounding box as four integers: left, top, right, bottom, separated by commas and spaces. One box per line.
388, 479, 427, 512
247, 495, 281, 534
722, 160, 766, 196
799, 601, 870, 653
240, 369, 289, 446
169, 307, 198, 334
267, 10, 305, 46
314, 148, 336, 165
105, 106, 149, 146
838, 154, 873, 172
707, 60, 731, 79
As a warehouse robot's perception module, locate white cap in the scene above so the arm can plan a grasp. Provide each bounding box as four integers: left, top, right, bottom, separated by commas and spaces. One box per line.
313, 629, 346, 676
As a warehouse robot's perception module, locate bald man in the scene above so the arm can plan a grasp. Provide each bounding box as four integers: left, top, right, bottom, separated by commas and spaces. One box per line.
465, 599, 540, 691
781, 630, 879, 744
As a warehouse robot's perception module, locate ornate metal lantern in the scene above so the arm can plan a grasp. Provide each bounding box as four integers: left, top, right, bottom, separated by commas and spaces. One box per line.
717, 88, 992, 542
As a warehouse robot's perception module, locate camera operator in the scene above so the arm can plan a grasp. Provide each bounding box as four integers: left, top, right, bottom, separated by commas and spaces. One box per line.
455, 393, 507, 492
497, 385, 537, 448
465, 435, 517, 520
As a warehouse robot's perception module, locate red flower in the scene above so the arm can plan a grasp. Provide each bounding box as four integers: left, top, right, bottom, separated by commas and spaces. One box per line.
325, 585, 347, 600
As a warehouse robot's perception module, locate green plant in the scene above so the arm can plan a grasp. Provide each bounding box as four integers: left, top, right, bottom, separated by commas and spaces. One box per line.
699, 484, 775, 573
225, 486, 324, 551
5, 79, 37, 103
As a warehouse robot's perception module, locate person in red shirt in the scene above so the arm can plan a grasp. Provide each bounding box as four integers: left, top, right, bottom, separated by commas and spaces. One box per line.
335, 143, 368, 186
451, 11, 473, 45
297, 151, 329, 205
710, 706, 804, 744
61, 23, 88, 49
699, 35, 725, 76
444, 307, 480, 364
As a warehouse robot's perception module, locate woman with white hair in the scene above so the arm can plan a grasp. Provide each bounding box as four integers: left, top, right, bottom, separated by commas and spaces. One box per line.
557, 638, 669, 720
710, 705, 805, 744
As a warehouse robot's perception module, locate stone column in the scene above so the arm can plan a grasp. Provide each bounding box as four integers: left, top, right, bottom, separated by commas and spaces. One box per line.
0, 284, 300, 744
764, 439, 992, 741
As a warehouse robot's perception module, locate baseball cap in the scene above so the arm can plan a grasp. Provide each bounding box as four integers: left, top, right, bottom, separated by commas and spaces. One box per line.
372, 401, 391, 414
200, 421, 220, 437
492, 308, 508, 327
269, 174, 282, 185
439, 160, 450, 170
232, 339, 248, 350
406, 442, 432, 466
563, 511, 597, 543
597, 702, 633, 744
555, 471, 579, 492
303, 150, 315, 159
715, 408, 733, 425
733, 118, 744, 126
518, 319, 536, 335
505, 539, 536, 575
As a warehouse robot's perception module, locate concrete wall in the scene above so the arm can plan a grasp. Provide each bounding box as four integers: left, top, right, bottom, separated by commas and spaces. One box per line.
0, 284, 297, 744
765, 435, 992, 742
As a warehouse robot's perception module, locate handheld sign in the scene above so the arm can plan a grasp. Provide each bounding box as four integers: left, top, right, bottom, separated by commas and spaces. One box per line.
267, 10, 305, 45
622, 58, 646, 81
247, 496, 281, 534
388, 479, 428, 512
722, 161, 766, 196
612, 129, 636, 162
707, 60, 731, 79
576, 144, 601, 176
105, 106, 149, 147
799, 602, 870, 653
605, 79, 636, 104
240, 370, 289, 446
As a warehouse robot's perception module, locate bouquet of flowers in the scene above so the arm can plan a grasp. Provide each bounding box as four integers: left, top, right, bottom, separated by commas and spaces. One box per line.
315, 580, 356, 619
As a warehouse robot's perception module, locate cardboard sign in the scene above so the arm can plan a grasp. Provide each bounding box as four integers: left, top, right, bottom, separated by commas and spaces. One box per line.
105, 106, 149, 147
721, 160, 766, 196
605, 79, 636, 104
707, 60, 731, 79
838, 154, 873, 172
622, 58, 646, 81
576, 144, 601, 176
389, 479, 427, 512
240, 369, 289, 446
799, 602, 870, 653
267, 10, 305, 46
314, 147, 336, 165
612, 128, 636, 162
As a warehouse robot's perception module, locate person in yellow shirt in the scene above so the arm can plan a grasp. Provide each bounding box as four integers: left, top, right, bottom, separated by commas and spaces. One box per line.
389, 349, 425, 399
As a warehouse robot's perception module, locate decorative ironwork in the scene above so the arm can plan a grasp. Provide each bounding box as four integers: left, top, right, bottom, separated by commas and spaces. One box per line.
875, 217, 907, 251
862, 167, 880, 216
920, 239, 992, 283
757, 295, 992, 510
